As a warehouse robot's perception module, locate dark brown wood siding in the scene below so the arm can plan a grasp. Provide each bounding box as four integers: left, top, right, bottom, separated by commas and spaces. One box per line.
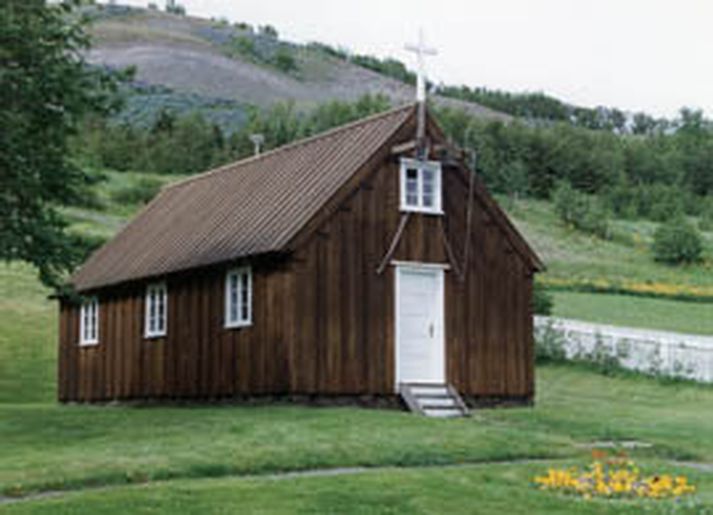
286, 154, 534, 398
58, 126, 535, 402
59, 260, 293, 401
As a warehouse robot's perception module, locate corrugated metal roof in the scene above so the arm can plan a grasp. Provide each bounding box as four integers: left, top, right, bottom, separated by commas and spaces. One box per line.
71, 103, 416, 291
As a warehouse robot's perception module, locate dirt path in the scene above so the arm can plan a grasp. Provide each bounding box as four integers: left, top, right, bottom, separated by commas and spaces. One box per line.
0, 458, 558, 506
3, 457, 712, 507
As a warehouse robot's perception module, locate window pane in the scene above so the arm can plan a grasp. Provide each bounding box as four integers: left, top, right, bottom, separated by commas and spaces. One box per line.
158, 289, 165, 331
82, 307, 88, 340
422, 169, 435, 208
90, 302, 95, 340
230, 275, 238, 322
240, 274, 248, 321
406, 168, 419, 206
90, 301, 97, 340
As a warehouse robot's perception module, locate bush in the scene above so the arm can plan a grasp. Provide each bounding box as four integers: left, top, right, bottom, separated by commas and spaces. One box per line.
230, 36, 257, 59
552, 182, 610, 238
652, 217, 704, 265
534, 321, 567, 363
110, 178, 162, 205
273, 49, 297, 73
533, 282, 553, 315
699, 198, 713, 232
259, 25, 278, 39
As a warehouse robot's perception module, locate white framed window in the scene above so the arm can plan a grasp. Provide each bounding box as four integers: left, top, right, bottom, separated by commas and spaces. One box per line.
79, 297, 99, 346
225, 266, 252, 328
144, 282, 167, 338
399, 158, 442, 214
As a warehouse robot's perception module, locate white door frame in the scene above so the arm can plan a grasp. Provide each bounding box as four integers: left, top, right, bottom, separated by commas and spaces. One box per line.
393, 261, 447, 391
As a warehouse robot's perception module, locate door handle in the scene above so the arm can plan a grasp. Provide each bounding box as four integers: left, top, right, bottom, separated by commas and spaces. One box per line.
428, 322, 434, 338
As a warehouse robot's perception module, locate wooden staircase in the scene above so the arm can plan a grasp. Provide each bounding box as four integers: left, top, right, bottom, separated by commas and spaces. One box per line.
399, 383, 470, 418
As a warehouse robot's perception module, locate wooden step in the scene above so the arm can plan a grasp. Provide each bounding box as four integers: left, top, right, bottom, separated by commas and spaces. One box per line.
398, 382, 470, 418
423, 408, 464, 418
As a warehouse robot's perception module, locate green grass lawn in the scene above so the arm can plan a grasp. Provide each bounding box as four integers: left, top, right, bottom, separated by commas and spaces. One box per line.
551, 291, 713, 335
3, 461, 712, 514
1, 366, 712, 507
0, 264, 56, 404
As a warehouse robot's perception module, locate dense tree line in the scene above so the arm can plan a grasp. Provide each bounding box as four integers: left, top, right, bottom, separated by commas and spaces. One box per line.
77, 94, 713, 220
74, 94, 392, 175
435, 105, 713, 213
435, 85, 671, 133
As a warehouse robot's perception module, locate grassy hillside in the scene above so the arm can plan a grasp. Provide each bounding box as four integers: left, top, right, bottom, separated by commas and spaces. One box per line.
506, 198, 713, 293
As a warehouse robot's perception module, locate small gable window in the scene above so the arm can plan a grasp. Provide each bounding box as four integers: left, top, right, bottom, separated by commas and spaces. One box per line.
225, 267, 252, 328
400, 158, 442, 214
79, 297, 99, 346
145, 282, 167, 338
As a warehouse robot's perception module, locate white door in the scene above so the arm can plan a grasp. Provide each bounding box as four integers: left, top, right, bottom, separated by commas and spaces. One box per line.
395, 265, 445, 386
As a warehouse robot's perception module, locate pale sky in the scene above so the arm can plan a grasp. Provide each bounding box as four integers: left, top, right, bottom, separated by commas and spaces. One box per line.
112, 0, 713, 118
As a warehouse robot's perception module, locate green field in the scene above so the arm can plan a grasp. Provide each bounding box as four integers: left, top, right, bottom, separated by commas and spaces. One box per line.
2, 460, 712, 514
551, 291, 713, 335
1, 366, 712, 512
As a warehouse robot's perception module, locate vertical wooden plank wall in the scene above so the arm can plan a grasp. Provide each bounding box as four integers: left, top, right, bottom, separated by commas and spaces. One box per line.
58, 260, 293, 401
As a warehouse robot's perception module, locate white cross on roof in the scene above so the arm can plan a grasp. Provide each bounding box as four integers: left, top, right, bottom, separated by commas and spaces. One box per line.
405, 29, 437, 102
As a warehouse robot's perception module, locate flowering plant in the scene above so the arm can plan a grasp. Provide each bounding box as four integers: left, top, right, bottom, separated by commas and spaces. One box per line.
533, 451, 696, 500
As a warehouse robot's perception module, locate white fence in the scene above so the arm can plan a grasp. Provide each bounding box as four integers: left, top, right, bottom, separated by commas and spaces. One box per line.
535, 316, 713, 383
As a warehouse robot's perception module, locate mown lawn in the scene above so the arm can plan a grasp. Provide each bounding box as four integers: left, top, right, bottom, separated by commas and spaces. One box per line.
550, 291, 713, 335
1, 366, 712, 503
3, 461, 712, 514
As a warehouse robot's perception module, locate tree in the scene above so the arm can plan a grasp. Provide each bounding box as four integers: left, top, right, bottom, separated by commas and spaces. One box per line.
0, 0, 124, 287
652, 217, 704, 265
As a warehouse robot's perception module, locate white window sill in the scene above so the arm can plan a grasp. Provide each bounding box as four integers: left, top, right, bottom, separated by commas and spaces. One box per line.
400, 206, 444, 216
144, 332, 166, 340
79, 340, 99, 347
225, 321, 252, 330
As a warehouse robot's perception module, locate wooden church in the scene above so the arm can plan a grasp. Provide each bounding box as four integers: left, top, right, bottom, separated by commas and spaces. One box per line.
58, 95, 543, 415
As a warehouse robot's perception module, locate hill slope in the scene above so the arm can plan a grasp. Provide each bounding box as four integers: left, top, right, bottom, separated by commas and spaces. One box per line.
86, 6, 509, 120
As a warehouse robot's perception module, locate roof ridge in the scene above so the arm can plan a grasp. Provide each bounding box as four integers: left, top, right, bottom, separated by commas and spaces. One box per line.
163, 102, 417, 192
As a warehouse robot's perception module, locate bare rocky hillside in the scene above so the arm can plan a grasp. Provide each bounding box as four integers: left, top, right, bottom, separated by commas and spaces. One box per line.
87, 6, 509, 120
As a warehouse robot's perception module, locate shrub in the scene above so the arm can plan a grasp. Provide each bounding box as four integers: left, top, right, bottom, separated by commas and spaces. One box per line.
69, 233, 107, 262
273, 49, 297, 73
233, 22, 253, 32
230, 36, 257, 59
699, 198, 713, 232
645, 184, 687, 221
110, 178, 162, 205
533, 282, 553, 315
259, 25, 278, 39
652, 217, 704, 265
552, 182, 610, 238
534, 321, 567, 363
